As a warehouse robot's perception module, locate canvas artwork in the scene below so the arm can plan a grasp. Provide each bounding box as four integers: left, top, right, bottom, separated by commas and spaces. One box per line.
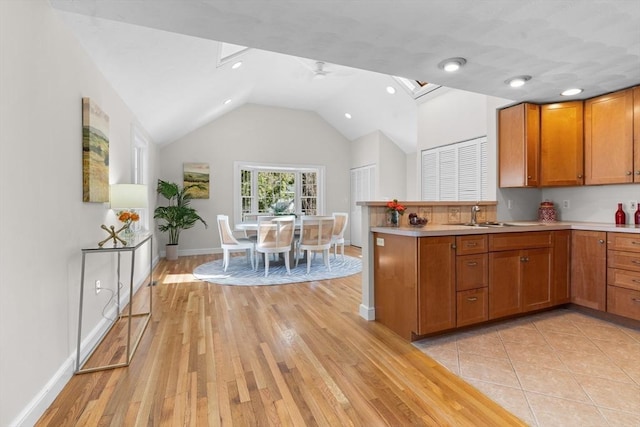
184, 162, 210, 199
82, 98, 109, 202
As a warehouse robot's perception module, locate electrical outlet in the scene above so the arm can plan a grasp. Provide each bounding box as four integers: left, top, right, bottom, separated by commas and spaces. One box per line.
562, 200, 570, 209
630, 201, 637, 211
95, 280, 101, 295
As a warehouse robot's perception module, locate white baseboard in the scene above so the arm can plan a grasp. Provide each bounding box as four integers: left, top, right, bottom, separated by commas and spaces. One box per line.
359, 304, 375, 320
10, 265, 156, 427
159, 247, 222, 258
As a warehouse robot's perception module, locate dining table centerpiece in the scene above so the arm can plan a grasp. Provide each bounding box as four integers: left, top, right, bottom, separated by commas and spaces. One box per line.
386, 199, 406, 227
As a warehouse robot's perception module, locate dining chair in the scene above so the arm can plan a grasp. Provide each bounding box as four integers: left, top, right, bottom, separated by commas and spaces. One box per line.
217, 214, 255, 271
330, 212, 349, 261
255, 215, 296, 277
296, 216, 335, 274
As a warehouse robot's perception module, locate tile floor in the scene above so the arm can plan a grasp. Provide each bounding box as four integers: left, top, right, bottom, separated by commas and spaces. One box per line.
414, 309, 640, 426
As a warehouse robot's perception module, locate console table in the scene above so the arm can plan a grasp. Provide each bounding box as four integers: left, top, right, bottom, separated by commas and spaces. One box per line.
75, 233, 153, 374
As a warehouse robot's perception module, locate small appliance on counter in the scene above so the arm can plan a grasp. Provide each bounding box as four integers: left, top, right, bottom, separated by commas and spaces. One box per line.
538, 200, 557, 223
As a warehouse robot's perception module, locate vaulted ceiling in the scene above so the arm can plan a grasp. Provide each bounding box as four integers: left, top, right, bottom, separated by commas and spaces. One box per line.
51, 0, 640, 153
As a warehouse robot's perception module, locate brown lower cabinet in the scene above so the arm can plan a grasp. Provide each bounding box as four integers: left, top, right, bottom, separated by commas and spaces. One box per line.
374, 231, 571, 340
373, 229, 634, 342
571, 230, 607, 310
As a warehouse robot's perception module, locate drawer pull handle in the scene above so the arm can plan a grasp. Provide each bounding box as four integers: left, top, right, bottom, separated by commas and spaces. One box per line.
626, 171, 633, 176
633, 279, 640, 283
599, 239, 605, 244
632, 298, 640, 303
632, 241, 640, 245
632, 260, 640, 265
520, 256, 529, 262
466, 297, 478, 302
466, 242, 478, 247
467, 262, 478, 266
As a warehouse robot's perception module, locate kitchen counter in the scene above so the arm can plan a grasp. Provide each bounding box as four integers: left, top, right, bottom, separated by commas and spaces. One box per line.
371, 221, 640, 237
359, 219, 640, 323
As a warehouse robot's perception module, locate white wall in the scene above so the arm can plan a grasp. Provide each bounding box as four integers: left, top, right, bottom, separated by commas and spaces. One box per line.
0, 1, 158, 425
158, 103, 352, 253
543, 185, 640, 223
350, 130, 406, 201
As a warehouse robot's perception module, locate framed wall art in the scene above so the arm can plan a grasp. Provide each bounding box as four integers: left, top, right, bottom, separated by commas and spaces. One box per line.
82, 97, 110, 202
184, 162, 210, 199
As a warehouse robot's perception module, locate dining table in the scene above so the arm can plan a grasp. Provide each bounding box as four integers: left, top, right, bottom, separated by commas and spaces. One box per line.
235, 218, 303, 267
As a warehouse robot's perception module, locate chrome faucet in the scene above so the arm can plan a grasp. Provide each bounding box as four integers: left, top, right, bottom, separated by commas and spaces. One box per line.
470, 204, 481, 225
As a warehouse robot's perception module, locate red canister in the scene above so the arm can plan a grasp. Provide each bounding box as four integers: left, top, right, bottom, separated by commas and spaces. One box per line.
538, 201, 557, 223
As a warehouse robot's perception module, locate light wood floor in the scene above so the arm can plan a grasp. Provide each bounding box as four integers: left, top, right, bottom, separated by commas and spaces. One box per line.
37, 247, 525, 426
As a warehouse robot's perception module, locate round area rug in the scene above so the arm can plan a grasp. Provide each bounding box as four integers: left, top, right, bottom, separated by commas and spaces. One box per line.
193, 255, 362, 286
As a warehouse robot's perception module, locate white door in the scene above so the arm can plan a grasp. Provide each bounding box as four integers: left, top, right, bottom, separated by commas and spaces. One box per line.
350, 165, 376, 247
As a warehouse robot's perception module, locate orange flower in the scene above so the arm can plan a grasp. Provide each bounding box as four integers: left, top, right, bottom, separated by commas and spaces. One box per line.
118, 210, 140, 223
386, 199, 406, 214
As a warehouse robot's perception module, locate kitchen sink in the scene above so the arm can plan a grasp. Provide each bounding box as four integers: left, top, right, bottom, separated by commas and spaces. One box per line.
449, 222, 543, 228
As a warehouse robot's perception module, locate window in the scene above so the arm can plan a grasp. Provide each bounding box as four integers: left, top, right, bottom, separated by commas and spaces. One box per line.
421, 136, 488, 201
234, 162, 324, 223
132, 125, 149, 230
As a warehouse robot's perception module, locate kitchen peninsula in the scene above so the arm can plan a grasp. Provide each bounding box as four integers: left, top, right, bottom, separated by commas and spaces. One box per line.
357, 201, 640, 341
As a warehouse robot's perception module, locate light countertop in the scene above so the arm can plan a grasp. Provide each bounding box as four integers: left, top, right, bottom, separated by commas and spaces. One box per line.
370, 221, 640, 237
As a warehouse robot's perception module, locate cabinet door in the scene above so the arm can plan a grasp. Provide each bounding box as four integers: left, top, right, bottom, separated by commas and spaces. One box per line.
540, 101, 584, 186
521, 247, 552, 311
634, 86, 640, 182
585, 88, 634, 184
499, 103, 540, 187
417, 236, 456, 334
489, 250, 522, 319
457, 288, 488, 327
373, 233, 418, 340
457, 254, 488, 291
552, 230, 571, 304
571, 231, 607, 310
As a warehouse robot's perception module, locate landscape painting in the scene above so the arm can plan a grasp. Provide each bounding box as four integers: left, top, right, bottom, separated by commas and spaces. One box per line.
82, 98, 109, 202
184, 162, 210, 199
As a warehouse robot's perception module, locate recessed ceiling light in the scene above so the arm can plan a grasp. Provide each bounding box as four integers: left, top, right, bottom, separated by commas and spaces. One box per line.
224, 99, 232, 105
344, 113, 352, 119
231, 61, 243, 69
505, 75, 532, 88
561, 88, 583, 96
386, 86, 396, 94
437, 57, 467, 72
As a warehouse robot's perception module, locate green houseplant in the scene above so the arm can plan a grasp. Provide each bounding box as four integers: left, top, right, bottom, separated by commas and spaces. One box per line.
154, 179, 207, 260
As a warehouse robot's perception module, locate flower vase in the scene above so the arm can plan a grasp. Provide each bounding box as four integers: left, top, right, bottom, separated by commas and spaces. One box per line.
389, 210, 400, 227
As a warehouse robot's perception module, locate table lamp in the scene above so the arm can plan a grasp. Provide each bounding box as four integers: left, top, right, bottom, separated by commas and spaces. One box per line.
98, 184, 148, 247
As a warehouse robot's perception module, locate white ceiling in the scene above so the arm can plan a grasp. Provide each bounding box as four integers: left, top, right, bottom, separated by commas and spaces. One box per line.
51, 0, 640, 153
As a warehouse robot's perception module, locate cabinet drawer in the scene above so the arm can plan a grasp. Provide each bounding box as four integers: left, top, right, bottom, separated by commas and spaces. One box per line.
607, 250, 640, 272
608, 233, 640, 253
607, 268, 640, 291
457, 288, 488, 327
489, 231, 552, 251
607, 285, 640, 321
456, 235, 488, 255
457, 254, 488, 291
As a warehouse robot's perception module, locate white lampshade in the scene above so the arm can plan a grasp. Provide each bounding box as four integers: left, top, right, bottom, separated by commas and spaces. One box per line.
110, 184, 148, 209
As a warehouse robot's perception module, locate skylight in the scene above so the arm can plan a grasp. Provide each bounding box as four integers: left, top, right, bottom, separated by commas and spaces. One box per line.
392, 76, 441, 100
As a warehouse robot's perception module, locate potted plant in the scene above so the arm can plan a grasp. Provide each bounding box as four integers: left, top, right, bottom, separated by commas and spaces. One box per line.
153, 179, 207, 260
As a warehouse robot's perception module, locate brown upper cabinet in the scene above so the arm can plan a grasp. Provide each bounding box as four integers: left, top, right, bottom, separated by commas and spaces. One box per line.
635, 86, 640, 182
584, 88, 635, 184
540, 101, 584, 186
499, 85, 639, 188
498, 103, 540, 187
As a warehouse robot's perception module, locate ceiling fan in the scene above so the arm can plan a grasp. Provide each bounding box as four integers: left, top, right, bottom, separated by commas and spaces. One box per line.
297, 59, 353, 81
312, 61, 330, 79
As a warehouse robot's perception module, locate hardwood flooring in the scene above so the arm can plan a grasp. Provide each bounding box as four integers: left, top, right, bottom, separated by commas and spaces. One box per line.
37, 247, 525, 426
